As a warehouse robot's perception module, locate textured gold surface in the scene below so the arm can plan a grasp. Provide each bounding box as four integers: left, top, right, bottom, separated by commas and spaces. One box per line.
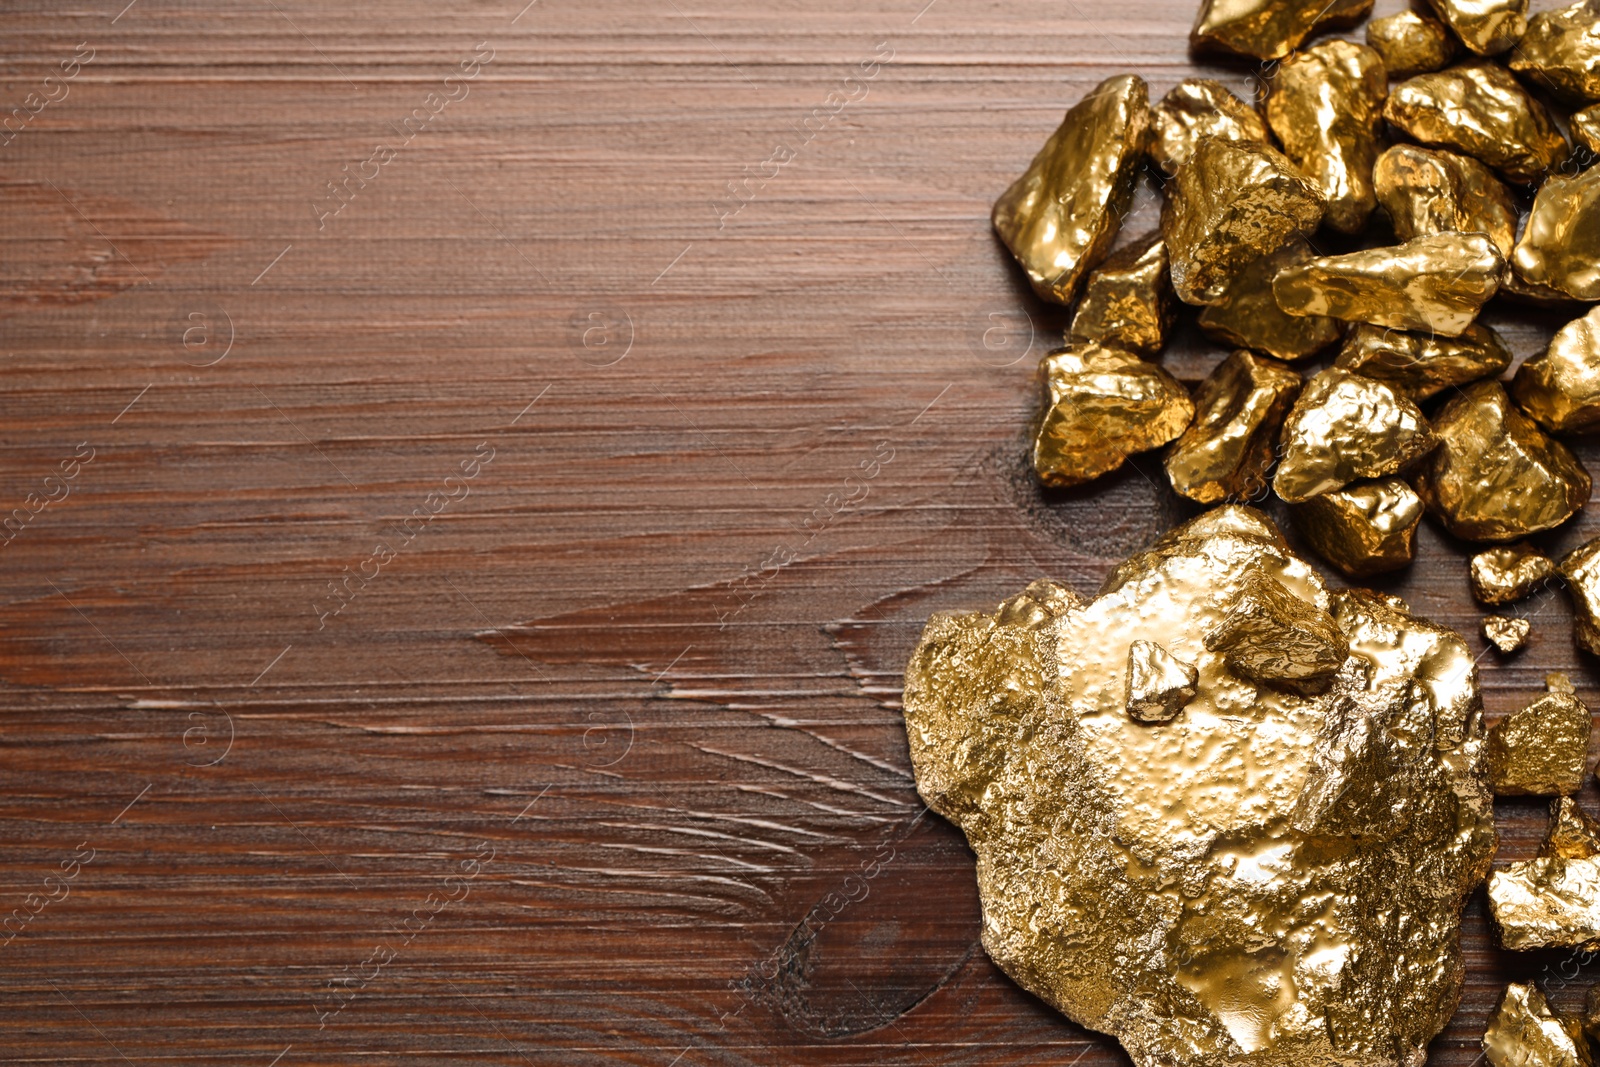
1512, 307, 1600, 433
1272, 232, 1503, 337
1197, 238, 1343, 361
1575, 105, 1600, 155
1265, 41, 1388, 234
1149, 79, 1269, 176
1292, 479, 1423, 577
1470, 544, 1555, 605
1559, 536, 1600, 655
1482, 983, 1592, 1067
1125, 639, 1198, 723
1165, 350, 1301, 504
1511, 168, 1600, 302
1367, 11, 1456, 76
1415, 381, 1591, 543
1203, 564, 1350, 694
1191, 0, 1373, 60
1483, 615, 1532, 653
1543, 796, 1600, 860
1163, 138, 1326, 306
1424, 0, 1528, 55
902, 506, 1495, 1067
1032, 344, 1194, 489
1385, 61, 1569, 183
1487, 673, 1591, 795
1334, 322, 1511, 402
1509, 1, 1600, 107
1069, 232, 1176, 356
993, 75, 1150, 305
1273, 368, 1438, 503
1373, 144, 1517, 256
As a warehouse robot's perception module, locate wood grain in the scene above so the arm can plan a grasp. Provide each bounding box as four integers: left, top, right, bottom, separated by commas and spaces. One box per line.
0, 0, 1596, 1063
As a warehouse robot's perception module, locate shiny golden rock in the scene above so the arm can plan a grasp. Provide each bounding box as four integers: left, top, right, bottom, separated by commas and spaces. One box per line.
1482, 983, 1592, 1067
1068, 232, 1175, 356
1032, 344, 1193, 489
1165, 350, 1301, 504
1483, 615, 1532, 653
1203, 563, 1350, 694
1560, 536, 1600, 655
1191, 0, 1373, 60
1148, 78, 1268, 176
1543, 796, 1600, 860
1574, 105, 1600, 156
1511, 168, 1600, 302
1272, 232, 1504, 337
1385, 61, 1569, 183
1424, 0, 1528, 55
1414, 381, 1591, 543
1508, 1, 1600, 107
1264, 41, 1388, 234
1373, 144, 1517, 256
1334, 322, 1512, 402
1162, 137, 1326, 306
1487, 673, 1591, 795
903, 506, 1495, 1067
993, 75, 1150, 305
1470, 543, 1555, 605
1292, 478, 1423, 577
1196, 238, 1343, 361
1367, 11, 1456, 76
1125, 639, 1198, 723
1512, 307, 1600, 433
1273, 368, 1438, 503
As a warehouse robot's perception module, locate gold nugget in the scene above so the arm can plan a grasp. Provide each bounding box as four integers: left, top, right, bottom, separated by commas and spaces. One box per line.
1274, 369, 1437, 503
1124, 639, 1198, 723
1191, 0, 1373, 60
1292, 479, 1423, 577
1373, 144, 1517, 256
1148, 78, 1268, 176
1424, 0, 1528, 55
1196, 238, 1343, 361
1204, 563, 1350, 694
1509, 1, 1600, 107
1511, 168, 1600, 302
1272, 232, 1503, 337
1367, 11, 1456, 76
1032, 344, 1193, 489
1335, 322, 1512, 401
1483, 615, 1532, 653
1511, 307, 1600, 433
1545, 796, 1600, 860
1574, 105, 1600, 156
1068, 232, 1175, 356
1265, 40, 1388, 234
1487, 673, 1591, 795
1559, 536, 1600, 655
1471, 544, 1555, 605
1162, 138, 1325, 306
1415, 381, 1591, 542
1165, 350, 1301, 504
1483, 984, 1592, 1067
1385, 61, 1569, 183
993, 75, 1150, 305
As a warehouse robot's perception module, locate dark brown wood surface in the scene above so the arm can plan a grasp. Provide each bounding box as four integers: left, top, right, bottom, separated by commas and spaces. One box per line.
2, 0, 1597, 1063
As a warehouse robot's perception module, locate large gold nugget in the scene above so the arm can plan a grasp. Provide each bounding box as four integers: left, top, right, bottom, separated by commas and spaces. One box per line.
1165, 350, 1301, 504
993, 75, 1150, 306
1483, 984, 1593, 1067
1196, 239, 1341, 361
1367, 11, 1456, 76
1032, 345, 1193, 489
1559, 536, 1600, 655
1265, 41, 1388, 234
1509, 1, 1600, 107
1487, 673, 1591, 795
1511, 307, 1600, 433
1272, 232, 1503, 337
1424, 0, 1527, 55
1068, 233, 1175, 356
1335, 322, 1511, 401
1163, 138, 1325, 306
1385, 62, 1569, 183
1373, 144, 1517, 256
1511, 168, 1600, 301
1414, 382, 1591, 542
1191, 0, 1373, 60
1292, 479, 1423, 577
1470, 544, 1555, 605
1147, 79, 1267, 176
1274, 369, 1437, 503
902, 506, 1495, 1067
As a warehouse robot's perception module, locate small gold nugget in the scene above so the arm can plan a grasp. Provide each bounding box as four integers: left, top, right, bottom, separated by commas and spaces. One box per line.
1483, 615, 1532, 653
1162, 138, 1325, 306
1265, 40, 1388, 234
1165, 350, 1301, 504
1471, 544, 1555, 605
1385, 61, 1569, 183
1032, 345, 1193, 489
1366, 11, 1456, 76
1424, 0, 1528, 55
1191, 0, 1373, 60
1487, 673, 1591, 795
1512, 168, 1600, 302
1559, 536, 1600, 655
1274, 368, 1437, 503
1292, 479, 1423, 577
1574, 105, 1600, 155
1124, 639, 1198, 723
1545, 796, 1600, 859
1483, 983, 1592, 1067
993, 75, 1150, 305
1204, 564, 1349, 694
1196, 238, 1343, 361
1147, 78, 1268, 176
1272, 232, 1503, 337
1335, 322, 1512, 401
1509, 0, 1600, 107
1512, 307, 1600, 433
1414, 382, 1591, 543
1068, 233, 1175, 356
1373, 144, 1517, 255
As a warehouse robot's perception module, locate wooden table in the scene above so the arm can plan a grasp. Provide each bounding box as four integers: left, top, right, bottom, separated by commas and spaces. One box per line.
2, 0, 1594, 1062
